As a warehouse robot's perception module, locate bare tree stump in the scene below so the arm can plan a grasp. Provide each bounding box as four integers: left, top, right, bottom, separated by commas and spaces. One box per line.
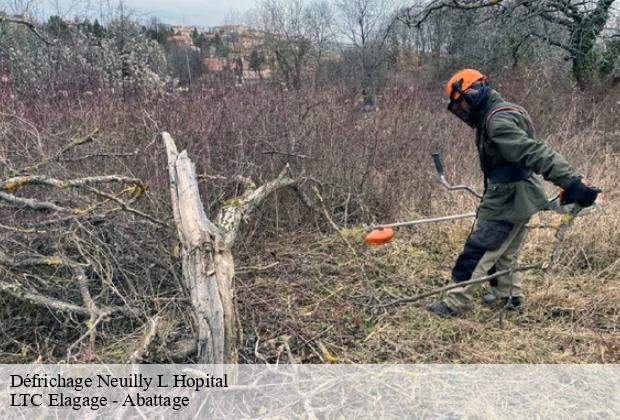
162, 132, 300, 364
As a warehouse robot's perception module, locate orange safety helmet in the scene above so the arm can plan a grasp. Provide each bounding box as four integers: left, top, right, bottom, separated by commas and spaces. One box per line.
445, 69, 488, 101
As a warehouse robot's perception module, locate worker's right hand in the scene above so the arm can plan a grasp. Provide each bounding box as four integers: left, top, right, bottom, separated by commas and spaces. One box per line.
561, 176, 601, 207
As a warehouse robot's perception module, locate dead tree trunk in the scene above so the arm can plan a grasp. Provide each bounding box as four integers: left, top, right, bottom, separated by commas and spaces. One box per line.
162, 132, 300, 364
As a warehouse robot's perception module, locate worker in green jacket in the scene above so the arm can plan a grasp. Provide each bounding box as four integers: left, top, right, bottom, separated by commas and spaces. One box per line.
429, 68, 600, 317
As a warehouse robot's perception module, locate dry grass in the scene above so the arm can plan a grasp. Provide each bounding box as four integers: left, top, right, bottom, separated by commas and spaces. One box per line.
236, 204, 620, 364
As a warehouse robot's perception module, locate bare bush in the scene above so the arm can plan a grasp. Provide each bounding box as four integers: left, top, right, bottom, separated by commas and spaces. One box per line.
0, 12, 167, 95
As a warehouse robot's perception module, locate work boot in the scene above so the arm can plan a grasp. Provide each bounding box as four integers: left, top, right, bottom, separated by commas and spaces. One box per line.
502, 296, 522, 310
483, 294, 522, 310
482, 293, 497, 306
428, 301, 456, 318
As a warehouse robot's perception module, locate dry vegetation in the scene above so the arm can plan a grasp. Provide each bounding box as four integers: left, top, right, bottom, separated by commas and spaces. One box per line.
0, 69, 619, 363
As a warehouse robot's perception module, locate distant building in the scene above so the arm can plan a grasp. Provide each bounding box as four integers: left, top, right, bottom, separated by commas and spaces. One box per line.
168, 25, 200, 50
210, 25, 248, 35
204, 57, 227, 72
169, 34, 193, 47
201, 25, 274, 81
170, 25, 198, 37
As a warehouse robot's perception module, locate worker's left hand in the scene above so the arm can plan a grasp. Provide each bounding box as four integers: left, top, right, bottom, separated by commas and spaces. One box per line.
561, 176, 601, 207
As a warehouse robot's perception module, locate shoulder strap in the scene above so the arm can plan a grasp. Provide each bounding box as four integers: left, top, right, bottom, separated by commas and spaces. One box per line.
484, 101, 535, 138
479, 102, 535, 193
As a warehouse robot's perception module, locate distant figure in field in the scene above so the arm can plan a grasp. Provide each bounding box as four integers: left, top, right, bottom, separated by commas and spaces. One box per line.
356, 89, 376, 113
428, 69, 600, 317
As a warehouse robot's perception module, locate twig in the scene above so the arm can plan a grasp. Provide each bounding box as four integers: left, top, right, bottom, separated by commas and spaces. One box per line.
0, 15, 54, 46
86, 186, 168, 227
18, 129, 99, 174
262, 150, 312, 159
0, 223, 46, 234
129, 316, 161, 363
312, 186, 358, 257
236, 262, 279, 274
60, 151, 136, 162
0, 174, 142, 191
66, 313, 107, 361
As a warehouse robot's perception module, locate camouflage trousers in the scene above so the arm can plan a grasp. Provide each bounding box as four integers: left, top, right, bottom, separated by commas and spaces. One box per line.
443, 218, 530, 312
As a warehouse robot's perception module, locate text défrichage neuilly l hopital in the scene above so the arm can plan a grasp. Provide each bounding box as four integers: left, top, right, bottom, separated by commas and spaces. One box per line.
11, 372, 229, 392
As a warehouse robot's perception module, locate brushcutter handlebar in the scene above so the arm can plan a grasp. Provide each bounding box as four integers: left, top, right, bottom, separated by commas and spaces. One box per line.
431, 152, 483, 199
430, 153, 599, 213
432, 153, 445, 177
362, 154, 602, 247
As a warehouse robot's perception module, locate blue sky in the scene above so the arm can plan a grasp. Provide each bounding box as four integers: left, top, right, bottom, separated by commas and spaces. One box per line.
28, 0, 257, 28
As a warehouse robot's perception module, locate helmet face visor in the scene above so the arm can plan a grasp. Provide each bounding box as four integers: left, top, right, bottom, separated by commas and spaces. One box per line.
447, 98, 475, 128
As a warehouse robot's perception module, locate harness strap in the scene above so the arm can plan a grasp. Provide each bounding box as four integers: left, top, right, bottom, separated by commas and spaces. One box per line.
485, 103, 535, 138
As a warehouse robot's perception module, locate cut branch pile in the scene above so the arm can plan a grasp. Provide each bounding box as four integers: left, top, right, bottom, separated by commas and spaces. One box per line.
0, 123, 171, 362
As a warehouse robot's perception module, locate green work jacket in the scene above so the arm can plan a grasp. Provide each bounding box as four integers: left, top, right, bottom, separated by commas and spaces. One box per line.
475, 91, 575, 222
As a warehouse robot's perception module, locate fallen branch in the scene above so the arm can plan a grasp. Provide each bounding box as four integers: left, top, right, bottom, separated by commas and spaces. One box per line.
86, 186, 167, 226
376, 262, 543, 308
0, 174, 143, 192
0, 190, 69, 212
0, 281, 92, 316
0, 251, 134, 316
0, 172, 148, 225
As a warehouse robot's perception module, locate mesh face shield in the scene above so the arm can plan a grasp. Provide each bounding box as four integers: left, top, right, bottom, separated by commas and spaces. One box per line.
447, 79, 489, 128
447, 97, 474, 128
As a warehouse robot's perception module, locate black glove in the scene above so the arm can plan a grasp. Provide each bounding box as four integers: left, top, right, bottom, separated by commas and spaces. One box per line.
561, 176, 601, 207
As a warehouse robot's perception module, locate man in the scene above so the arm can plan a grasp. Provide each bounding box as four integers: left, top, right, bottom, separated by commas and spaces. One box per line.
428, 69, 600, 317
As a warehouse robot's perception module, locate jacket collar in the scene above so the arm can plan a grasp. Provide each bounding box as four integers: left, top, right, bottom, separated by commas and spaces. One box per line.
475, 90, 504, 130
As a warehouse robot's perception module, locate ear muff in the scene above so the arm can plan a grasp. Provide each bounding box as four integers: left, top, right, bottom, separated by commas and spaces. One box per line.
450, 78, 466, 101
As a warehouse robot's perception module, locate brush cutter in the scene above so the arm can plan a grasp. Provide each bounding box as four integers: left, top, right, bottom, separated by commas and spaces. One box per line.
362, 153, 602, 246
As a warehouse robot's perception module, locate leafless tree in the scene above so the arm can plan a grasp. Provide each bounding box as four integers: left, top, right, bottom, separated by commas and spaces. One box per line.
335, 0, 400, 105
255, 0, 337, 90
256, 0, 313, 90
402, 0, 619, 88
304, 0, 336, 87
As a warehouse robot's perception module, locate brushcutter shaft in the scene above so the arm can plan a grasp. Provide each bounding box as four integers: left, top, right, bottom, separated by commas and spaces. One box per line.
371, 212, 477, 230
